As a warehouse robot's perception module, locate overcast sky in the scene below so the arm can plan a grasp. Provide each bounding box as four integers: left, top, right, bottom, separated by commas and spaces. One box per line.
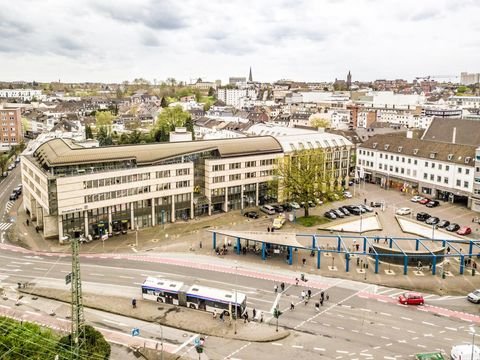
1, 0, 479, 84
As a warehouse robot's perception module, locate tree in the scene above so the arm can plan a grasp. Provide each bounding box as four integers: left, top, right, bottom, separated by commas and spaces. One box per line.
95, 111, 114, 130
0, 154, 8, 174
160, 97, 168, 108
275, 149, 329, 217
85, 124, 93, 139
128, 129, 143, 144
208, 87, 215, 97
58, 324, 110, 360
310, 117, 331, 129
96, 126, 112, 146
456, 85, 468, 95
152, 106, 192, 142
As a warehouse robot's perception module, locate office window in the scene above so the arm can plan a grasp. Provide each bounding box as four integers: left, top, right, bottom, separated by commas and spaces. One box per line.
245, 172, 256, 179
229, 162, 241, 170
437, 176, 441, 182
456, 179, 461, 186
212, 176, 225, 183
430, 174, 434, 181
458, 168, 462, 174
229, 174, 241, 181
414, 160, 417, 165
438, 164, 442, 170
379, 153, 383, 159
446, 165, 449, 171
407, 158, 411, 164
213, 164, 225, 172
402, 157, 405, 163
431, 163, 435, 169
425, 162, 428, 167
466, 169, 470, 175
245, 161, 257, 168
464, 181, 469, 188
423, 173, 428, 179
444, 177, 448, 184
176, 168, 190, 176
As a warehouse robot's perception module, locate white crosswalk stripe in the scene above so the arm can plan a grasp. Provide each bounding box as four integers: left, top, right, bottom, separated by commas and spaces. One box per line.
0, 223, 12, 231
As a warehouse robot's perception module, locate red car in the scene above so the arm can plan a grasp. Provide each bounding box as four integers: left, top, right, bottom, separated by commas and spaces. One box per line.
457, 226, 472, 235
419, 198, 430, 205
398, 292, 424, 305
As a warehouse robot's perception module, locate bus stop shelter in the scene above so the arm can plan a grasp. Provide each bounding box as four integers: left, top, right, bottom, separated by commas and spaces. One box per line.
209, 230, 305, 265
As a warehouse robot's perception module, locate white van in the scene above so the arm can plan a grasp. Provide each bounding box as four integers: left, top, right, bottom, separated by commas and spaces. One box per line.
451, 344, 480, 359
260, 205, 275, 215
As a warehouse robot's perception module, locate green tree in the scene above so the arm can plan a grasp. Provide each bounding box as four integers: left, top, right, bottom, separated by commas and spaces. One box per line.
310, 117, 331, 129
160, 97, 168, 108
456, 85, 468, 95
128, 129, 144, 144
85, 124, 93, 139
208, 87, 215, 97
275, 149, 329, 217
95, 111, 114, 130
97, 126, 112, 146
58, 325, 110, 360
0, 154, 8, 174
152, 106, 192, 142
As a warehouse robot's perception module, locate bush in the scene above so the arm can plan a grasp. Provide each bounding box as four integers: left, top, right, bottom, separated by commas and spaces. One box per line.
296, 216, 331, 227
58, 325, 110, 360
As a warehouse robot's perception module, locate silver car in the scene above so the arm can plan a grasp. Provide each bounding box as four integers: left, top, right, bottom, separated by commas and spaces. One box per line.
467, 289, 480, 303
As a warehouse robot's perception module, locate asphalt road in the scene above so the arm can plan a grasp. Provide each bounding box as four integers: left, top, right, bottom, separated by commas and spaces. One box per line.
0, 248, 479, 359
0, 165, 21, 243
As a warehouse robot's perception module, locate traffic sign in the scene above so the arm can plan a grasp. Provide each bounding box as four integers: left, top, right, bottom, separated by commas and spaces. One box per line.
65, 273, 72, 285
131, 328, 140, 336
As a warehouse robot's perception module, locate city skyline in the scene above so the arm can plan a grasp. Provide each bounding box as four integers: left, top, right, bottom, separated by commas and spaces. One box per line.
1, 0, 480, 84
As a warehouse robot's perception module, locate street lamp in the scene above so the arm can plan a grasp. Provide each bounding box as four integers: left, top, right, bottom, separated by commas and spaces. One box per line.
470, 326, 476, 360
234, 260, 238, 335
431, 224, 435, 241
359, 213, 363, 235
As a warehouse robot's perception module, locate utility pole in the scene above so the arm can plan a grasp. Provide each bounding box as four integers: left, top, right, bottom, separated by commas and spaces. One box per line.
71, 233, 85, 359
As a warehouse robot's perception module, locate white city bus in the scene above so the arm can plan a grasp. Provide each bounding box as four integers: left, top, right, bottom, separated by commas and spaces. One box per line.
141, 277, 247, 317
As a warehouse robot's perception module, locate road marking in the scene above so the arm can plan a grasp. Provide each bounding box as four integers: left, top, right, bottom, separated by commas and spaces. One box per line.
223, 342, 251, 360
292, 345, 303, 349
417, 344, 427, 348
365, 332, 374, 336
380, 312, 391, 317
400, 317, 412, 321
33, 267, 48, 271
445, 327, 457, 331
0, 305, 11, 309
55, 318, 69, 322
314, 347, 325, 351
173, 334, 199, 354
392, 326, 400, 330
407, 330, 416, 334
337, 326, 345, 330
380, 336, 389, 340
119, 276, 135, 279
360, 353, 373, 357
336, 350, 348, 353
272, 343, 283, 346
422, 321, 436, 326
89, 273, 105, 277
102, 319, 127, 327
25, 311, 40, 316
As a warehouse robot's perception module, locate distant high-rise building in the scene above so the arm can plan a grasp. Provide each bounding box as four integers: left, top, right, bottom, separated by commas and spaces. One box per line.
229, 77, 247, 85
249, 67, 253, 82
346, 71, 352, 90
0, 106, 23, 150
460, 72, 480, 85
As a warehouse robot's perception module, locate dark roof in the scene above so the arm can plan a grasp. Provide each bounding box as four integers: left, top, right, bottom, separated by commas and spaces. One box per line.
359, 134, 476, 166
422, 118, 480, 146
34, 136, 283, 167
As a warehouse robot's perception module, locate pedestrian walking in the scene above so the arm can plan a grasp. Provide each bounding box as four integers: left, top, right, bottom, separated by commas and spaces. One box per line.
302, 258, 306, 266
304, 298, 309, 306
260, 312, 264, 323
213, 310, 217, 319
199, 240, 202, 249
320, 297, 324, 306
26, 219, 29, 226
326, 293, 329, 301
315, 302, 320, 311
280, 282, 285, 292
252, 308, 257, 320
220, 312, 224, 322
35, 226, 39, 233
267, 226, 271, 232
320, 291, 324, 301
274, 284, 278, 293
295, 278, 299, 286
364, 198, 367, 205
132, 298, 137, 309
301, 290, 305, 300
290, 301, 295, 311
307, 289, 312, 298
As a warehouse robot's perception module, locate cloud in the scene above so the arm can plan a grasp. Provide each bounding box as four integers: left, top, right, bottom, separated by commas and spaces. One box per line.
410, 8, 441, 21
141, 32, 162, 47
92, 0, 188, 30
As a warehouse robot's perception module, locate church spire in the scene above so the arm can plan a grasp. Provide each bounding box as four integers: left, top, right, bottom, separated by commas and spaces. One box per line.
248, 66, 253, 82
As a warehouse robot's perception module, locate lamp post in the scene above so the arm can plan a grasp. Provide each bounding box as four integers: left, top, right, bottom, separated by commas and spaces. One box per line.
470, 326, 476, 360
359, 213, 363, 235
234, 260, 238, 335
432, 224, 435, 241
160, 324, 164, 360
135, 225, 139, 247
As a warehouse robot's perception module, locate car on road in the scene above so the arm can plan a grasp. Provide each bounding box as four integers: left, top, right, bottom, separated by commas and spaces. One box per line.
398, 292, 424, 305
467, 289, 480, 303
395, 207, 411, 215
426, 200, 440, 208
446, 223, 460, 232
324, 211, 337, 219
416, 212, 431, 222
244, 211, 259, 219
436, 220, 450, 229
272, 204, 284, 213
425, 216, 440, 225
272, 217, 286, 230
282, 203, 293, 212
370, 201, 382, 208
13, 186, 22, 196
419, 198, 431, 205
457, 226, 472, 236
343, 191, 352, 198
260, 205, 276, 215
411, 195, 424, 202
9, 192, 18, 201
289, 202, 300, 209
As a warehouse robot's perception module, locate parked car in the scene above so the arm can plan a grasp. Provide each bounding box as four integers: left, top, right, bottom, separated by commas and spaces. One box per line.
300, 201, 316, 208
272, 204, 284, 213
331, 209, 345, 218
282, 203, 293, 212
9, 192, 18, 201
343, 191, 352, 198
419, 198, 431, 205
436, 220, 450, 229
13, 186, 22, 196
324, 211, 337, 219
416, 212, 431, 222
467, 289, 480, 303
244, 211, 259, 219
272, 217, 286, 230
289, 202, 300, 209
411, 195, 424, 202
446, 223, 460, 232
370, 201, 382, 208
398, 292, 424, 305
396, 207, 411, 215
346, 205, 362, 215
359, 204, 373, 212
260, 205, 276, 215
338, 207, 351, 216
426, 200, 440, 208
450, 344, 480, 360
457, 226, 472, 236
425, 216, 440, 225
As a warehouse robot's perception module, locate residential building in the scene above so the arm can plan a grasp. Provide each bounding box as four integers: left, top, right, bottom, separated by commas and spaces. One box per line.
217, 88, 258, 108
229, 77, 247, 85
460, 72, 480, 86
448, 96, 480, 109
0, 89, 44, 101
473, 147, 480, 212
357, 132, 477, 209
0, 106, 23, 150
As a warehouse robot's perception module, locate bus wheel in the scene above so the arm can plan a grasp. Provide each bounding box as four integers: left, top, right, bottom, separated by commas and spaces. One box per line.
224, 311, 229, 317
157, 297, 164, 303
189, 304, 196, 309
